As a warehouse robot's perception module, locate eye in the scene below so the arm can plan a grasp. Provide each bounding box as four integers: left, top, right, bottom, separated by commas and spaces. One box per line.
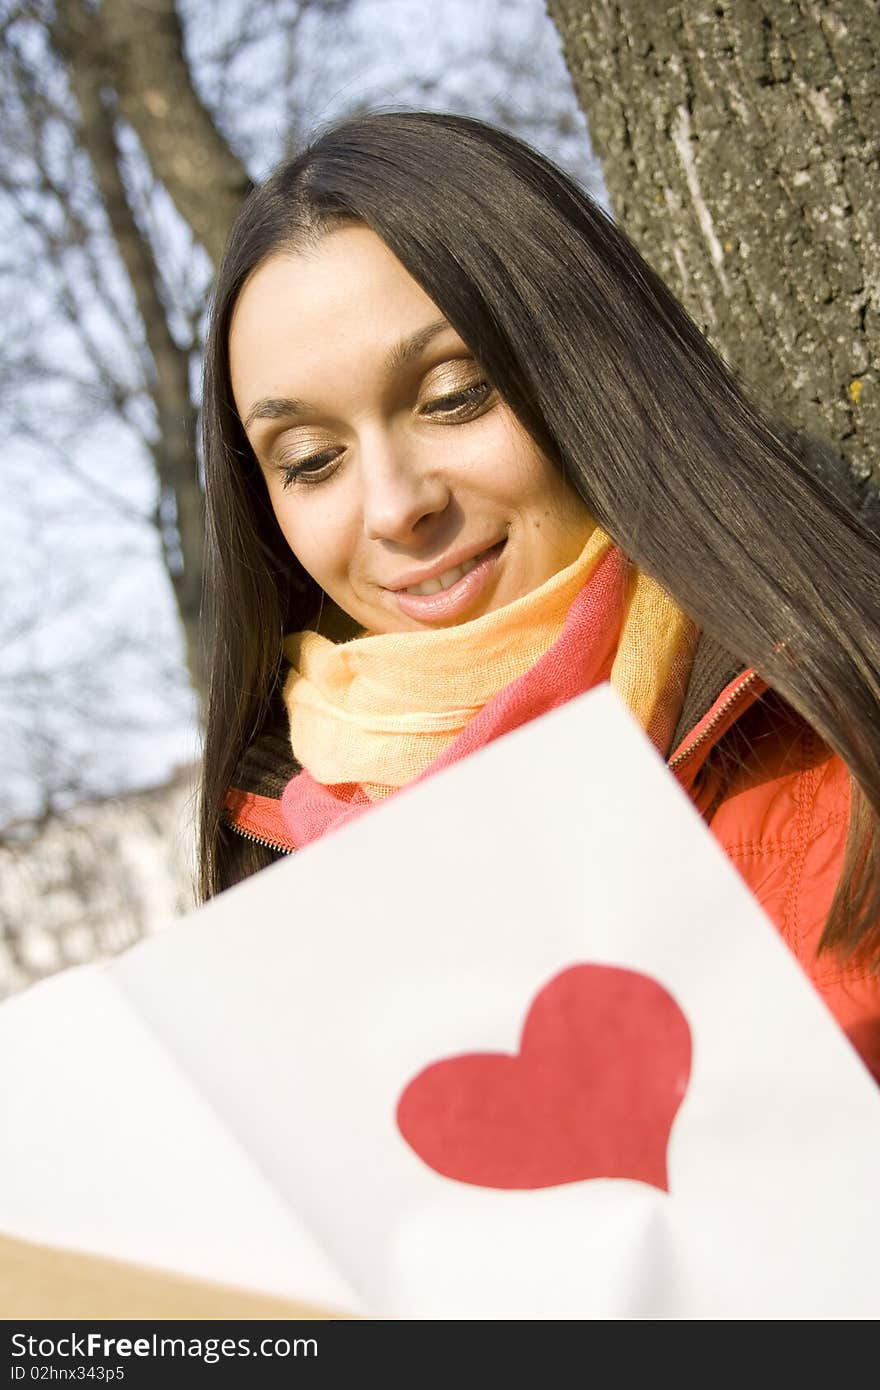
419, 380, 493, 419
277, 447, 343, 489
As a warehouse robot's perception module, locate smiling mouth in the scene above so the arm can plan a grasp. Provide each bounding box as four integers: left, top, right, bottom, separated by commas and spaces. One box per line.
393, 541, 506, 598
387, 541, 507, 623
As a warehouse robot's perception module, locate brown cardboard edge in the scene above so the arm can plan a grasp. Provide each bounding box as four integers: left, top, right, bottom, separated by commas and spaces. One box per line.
0, 1232, 359, 1320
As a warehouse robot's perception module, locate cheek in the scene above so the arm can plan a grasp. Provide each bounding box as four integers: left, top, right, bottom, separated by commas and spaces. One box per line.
489, 414, 559, 499
505, 450, 567, 513
269, 497, 301, 556
269, 496, 317, 572
273, 495, 355, 590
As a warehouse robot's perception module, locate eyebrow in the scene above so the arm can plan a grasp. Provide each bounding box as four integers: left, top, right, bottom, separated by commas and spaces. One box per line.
242, 316, 454, 431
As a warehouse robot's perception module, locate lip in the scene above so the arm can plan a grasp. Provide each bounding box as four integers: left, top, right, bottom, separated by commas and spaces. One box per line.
387, 539, 506, 593
388, 540, 506, 624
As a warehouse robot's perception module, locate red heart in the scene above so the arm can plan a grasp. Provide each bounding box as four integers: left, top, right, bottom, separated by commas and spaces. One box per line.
396, 964, 691, 1192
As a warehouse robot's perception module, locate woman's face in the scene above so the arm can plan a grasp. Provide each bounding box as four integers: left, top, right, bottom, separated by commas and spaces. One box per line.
229, 226, 593, 634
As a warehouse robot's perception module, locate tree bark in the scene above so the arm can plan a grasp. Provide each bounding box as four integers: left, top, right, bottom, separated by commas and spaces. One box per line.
545, 0, 878, 511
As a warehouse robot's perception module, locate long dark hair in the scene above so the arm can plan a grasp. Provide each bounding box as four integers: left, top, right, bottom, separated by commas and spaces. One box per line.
199, 110, 880, 963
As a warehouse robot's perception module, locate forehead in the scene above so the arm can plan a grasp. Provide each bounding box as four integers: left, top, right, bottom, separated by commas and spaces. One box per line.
228, 227, 443, 399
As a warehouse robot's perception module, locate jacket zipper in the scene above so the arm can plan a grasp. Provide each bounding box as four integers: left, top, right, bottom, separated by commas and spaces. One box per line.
225, 818, 293, 855
667, 670, 760, 771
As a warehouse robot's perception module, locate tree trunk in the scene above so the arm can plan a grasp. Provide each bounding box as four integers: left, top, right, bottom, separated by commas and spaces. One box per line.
63, 0, 252, 267
52, 2, 207, 700
545, 0, 878, 517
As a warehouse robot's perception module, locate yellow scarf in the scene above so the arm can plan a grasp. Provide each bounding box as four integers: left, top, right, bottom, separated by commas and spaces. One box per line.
282, 526, 696, 798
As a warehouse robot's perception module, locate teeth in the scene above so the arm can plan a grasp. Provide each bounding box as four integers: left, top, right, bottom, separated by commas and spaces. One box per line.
409, 577, 445, 596
405, 554, 481, 597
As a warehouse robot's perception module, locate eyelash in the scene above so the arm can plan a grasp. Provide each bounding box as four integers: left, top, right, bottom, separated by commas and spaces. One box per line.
277, 379, 493, 489
419, 380, 491, 417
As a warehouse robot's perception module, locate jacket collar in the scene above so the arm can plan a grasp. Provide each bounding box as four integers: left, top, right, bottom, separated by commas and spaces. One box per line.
668, 631, 752, 760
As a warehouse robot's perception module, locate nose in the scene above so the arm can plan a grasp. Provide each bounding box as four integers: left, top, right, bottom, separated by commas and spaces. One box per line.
361, 441, 450, 543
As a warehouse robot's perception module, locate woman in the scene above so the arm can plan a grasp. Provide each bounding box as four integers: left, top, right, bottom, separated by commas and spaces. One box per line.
199, 111, 880, 1080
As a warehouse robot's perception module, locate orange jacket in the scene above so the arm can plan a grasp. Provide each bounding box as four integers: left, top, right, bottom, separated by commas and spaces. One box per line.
227, 645, 880, 1083
668, 667, 880, 1083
